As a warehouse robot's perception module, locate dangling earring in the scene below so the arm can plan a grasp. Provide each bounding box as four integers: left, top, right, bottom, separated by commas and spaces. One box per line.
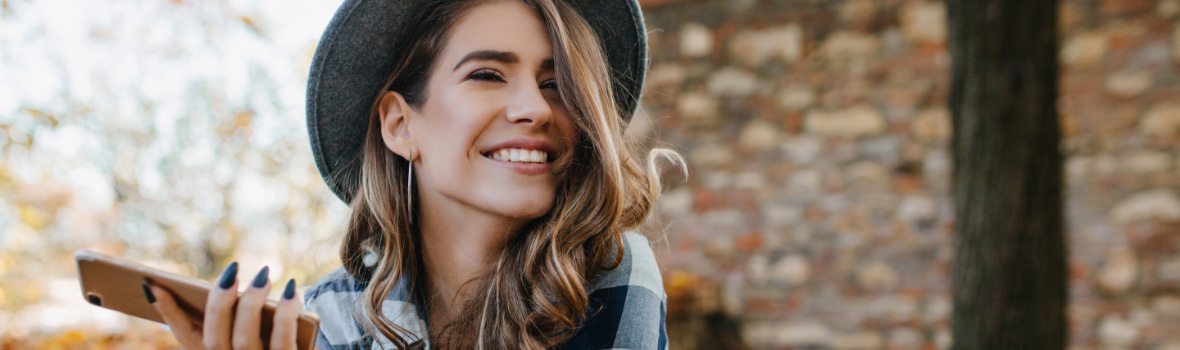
407, 158, 414, 224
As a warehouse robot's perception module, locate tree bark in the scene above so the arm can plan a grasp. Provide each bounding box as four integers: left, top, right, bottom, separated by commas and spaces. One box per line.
946, 0, 1067, 349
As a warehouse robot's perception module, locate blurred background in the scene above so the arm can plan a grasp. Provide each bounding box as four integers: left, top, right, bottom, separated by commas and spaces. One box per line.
1, 0, 1179, 349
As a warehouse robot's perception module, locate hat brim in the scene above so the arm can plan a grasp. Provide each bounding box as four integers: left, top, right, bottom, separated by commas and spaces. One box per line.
306, 0, 648, 203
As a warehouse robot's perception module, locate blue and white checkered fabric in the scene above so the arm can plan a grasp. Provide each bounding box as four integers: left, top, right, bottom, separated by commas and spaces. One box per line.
303, 232, 669, 350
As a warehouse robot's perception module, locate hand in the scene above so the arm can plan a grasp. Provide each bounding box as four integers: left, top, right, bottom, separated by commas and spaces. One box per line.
142, 262, 304, 350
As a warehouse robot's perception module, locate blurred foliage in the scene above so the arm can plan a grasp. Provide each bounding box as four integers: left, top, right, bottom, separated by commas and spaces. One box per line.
0, 0, 346, 339
0, 324, 181, 349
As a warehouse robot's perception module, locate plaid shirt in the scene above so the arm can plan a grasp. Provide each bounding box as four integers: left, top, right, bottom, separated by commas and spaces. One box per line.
303, 232, 669, 350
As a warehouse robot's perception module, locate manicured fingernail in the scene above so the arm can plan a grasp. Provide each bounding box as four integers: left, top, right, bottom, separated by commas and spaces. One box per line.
283, 279, 296, 300
251, 266, 270, 288
142, 280, 156, 304
218, 262, 239, 289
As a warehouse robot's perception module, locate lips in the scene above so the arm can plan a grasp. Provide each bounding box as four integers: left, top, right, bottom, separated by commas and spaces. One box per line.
479, 138, 562, 176
479, 138, 558, 164
488, 148, 549, 163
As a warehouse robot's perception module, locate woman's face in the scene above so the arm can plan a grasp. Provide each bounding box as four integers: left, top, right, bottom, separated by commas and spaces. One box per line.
403, 1, 576, 223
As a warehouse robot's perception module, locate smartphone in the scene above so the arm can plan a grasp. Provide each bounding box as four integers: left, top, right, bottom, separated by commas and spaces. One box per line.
75, 249, 320, 350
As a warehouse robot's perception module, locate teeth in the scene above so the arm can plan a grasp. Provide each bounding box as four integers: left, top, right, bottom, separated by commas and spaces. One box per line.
490, 148, 548, 163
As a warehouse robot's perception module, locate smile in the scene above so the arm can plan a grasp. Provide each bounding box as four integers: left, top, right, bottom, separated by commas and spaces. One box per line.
479, 139, 559, 176
488, 148, 549, 163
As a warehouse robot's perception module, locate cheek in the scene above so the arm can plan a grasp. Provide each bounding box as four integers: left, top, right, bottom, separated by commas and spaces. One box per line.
422, 96, 487, 157
413, 107, 484, 192
553, 108, 579, 142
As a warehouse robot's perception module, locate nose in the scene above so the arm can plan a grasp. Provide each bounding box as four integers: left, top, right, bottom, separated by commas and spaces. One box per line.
505, 83, 553, 127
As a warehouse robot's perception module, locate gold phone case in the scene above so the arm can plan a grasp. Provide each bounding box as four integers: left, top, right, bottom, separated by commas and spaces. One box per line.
75, 249, 320, 349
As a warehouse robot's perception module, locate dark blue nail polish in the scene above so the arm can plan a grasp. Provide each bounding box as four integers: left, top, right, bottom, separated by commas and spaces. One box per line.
142, 280, 156, 304
218, 262, 239, 289
283, 279, 296, 300
251, 266, 270, 288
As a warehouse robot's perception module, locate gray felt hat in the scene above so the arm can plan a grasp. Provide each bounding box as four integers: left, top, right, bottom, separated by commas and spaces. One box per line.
306, 0, 649, 203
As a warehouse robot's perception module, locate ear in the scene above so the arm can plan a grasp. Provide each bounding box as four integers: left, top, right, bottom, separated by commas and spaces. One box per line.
378, 91, 418, 161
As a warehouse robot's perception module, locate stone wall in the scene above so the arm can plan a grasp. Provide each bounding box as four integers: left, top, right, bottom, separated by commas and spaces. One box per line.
635, 0, 1180, 348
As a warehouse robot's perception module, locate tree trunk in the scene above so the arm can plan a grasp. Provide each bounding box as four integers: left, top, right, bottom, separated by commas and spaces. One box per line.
946, 0, 1067, 349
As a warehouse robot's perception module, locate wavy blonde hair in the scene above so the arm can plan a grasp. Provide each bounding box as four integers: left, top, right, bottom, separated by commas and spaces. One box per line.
335, 0, 681, 348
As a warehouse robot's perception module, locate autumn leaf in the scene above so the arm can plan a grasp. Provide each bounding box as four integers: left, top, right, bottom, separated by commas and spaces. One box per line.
17, 205, 47, 230
22, 107, 59, 128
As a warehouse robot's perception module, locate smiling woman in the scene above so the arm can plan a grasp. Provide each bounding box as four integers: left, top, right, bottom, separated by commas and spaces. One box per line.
143, 0, 681, 349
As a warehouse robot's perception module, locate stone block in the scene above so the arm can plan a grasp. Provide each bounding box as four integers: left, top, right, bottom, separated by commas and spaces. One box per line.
1120, 150, 1172, 174
679, 22, 713, 58
763, 204, 803, 227
896, 195, 937, 227
900, 1, 946, 44
831, 331, 882, 350
1063, 32, 1109, 67
1153, 296, 1180, 319
911, 108, 951, 144
805, 106, 887, 138
887, 327, 923, 349
646, 63, 687, 90
707, 67, 762, 97
839, 0, 876, 25
847, 161, 890, 192
658, 187, 695, 216
777, 84, 815, 111
1097, 247, 1139, 294
1160, 0, 1180, 18
1111, 189, 1180, 224
1105, 71, 1152, 98
859, 136, 901, 163
821, 31, 881, 63
1173, 25, 1180, 63
857, 260, 900, 292
689, 143, 730, 167
676, 92, 719, 124
1099, 315, 1141, 348
742, 321, 831, 348
922, 295, 951, 324
1142, 103, 1180, 138
781, 136, 822, 165
738, 119, 781, 153
729, 25, 803, 67
733, 171, 767, 190
768, 254, 810, 286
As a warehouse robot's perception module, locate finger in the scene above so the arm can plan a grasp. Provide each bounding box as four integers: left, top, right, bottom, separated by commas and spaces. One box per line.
269, 278, 301, 350
144, 280, 203, 348
232, 266, 271, 350
204, 261, 240, 350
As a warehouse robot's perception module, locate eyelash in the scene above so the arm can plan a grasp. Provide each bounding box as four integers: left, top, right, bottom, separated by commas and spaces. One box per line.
469, 69, 505, 82
468, 69, 558, 90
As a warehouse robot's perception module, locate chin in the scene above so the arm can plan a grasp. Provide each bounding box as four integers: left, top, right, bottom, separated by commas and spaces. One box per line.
494, 197, 555, 220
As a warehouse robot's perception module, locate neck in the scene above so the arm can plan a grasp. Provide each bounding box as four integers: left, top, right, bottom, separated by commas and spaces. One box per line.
417, 191, 521, 320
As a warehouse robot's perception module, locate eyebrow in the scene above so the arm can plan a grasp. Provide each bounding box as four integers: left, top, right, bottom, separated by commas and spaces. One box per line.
452, 50, 555, 72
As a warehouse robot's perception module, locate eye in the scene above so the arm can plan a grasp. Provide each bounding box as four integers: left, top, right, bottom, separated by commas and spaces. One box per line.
540, 79, 558, 90
468, 69, 505, 82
